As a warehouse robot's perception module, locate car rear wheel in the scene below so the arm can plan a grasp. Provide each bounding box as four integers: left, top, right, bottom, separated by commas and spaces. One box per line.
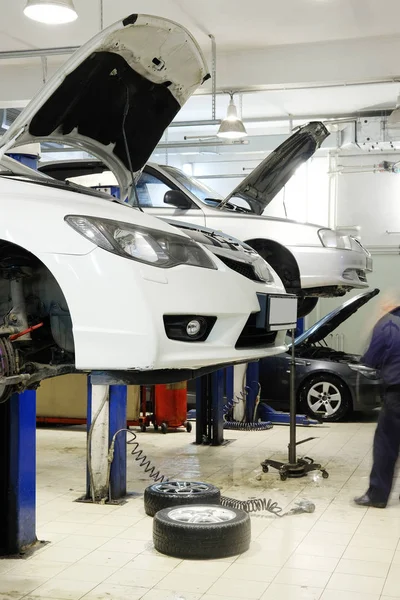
299, 374, 352, 422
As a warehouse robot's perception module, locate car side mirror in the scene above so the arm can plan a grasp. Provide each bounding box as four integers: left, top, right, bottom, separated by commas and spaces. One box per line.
164, 189, 192, 210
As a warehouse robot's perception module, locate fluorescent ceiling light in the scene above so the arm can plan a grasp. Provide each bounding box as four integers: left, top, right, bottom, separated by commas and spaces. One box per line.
24, 0, 78, 24
217, 95, 248, 140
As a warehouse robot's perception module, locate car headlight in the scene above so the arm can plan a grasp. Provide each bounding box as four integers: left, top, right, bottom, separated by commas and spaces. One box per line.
253, 257, 274, 283
318, 228, 352, 249
65, 215, 217, 270
348, 363, 379, 380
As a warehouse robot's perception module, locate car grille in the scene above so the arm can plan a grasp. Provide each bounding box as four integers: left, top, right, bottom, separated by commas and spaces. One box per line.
236, 312, 278, 349
217, 256, 259, 282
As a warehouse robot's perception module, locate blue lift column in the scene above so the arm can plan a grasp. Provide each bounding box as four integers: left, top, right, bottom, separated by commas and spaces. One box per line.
85, 376, 127, 503
195, 369, 225, 446
0, 390, 37, 556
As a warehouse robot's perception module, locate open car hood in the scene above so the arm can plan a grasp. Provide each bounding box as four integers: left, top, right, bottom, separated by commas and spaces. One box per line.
222, 122, 329, 215
295, 288, 380, 347
0, 14, 208, 204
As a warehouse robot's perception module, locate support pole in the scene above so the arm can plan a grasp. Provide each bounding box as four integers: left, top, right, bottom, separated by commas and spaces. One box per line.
211, 369, 224, 446
245, 361, 260, 423
108, 385, 127, 500
289, 329, 297, 464
86, 378, 127, 503
0, 390, 37, 556
195, 370, 225, 446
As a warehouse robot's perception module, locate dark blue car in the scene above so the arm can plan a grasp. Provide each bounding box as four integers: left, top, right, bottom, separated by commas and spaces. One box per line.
259, 288, 382, 422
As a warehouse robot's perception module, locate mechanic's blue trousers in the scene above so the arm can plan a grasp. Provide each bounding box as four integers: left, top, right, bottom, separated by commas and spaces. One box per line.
368, 386, 400, 504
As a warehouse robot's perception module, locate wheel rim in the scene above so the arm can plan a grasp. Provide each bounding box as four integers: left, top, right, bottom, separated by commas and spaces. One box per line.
154, 481, 210, 495
307, 381, 342, 417
168, 506, 235, 524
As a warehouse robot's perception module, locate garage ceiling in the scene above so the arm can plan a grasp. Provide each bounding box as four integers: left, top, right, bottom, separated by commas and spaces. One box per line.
3, 0, 400, 162
3, 0, 400, 51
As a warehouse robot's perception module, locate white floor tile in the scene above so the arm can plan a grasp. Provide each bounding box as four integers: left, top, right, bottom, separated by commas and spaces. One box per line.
222, 563, 279, 582
326, 572, 385, 595
342, 545, 395, 563
141, 591, 201, 600
206, 577, 269, 599
335, 557, 390, 578
106, 566, 166, 588
382, 564, 400, 597
78, 550, 138, 568
81, 583, 149, 600
273, 567, 332, 588
284, 554, 339, 572
260, 583, 323, 600
24, 578, 96, 600
320, 591, 380, 600
155, 572, 219, 595
0, 576, 47, 596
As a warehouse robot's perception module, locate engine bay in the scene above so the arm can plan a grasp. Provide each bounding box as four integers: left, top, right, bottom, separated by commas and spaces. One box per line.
295, 342, 359, 364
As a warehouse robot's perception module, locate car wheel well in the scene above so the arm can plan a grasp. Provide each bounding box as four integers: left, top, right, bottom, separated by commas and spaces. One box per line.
245, 238, 300, 292
0, 240, 74, 353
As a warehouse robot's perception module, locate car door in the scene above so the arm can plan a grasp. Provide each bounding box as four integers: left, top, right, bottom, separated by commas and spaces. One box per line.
136, 167, 206, 226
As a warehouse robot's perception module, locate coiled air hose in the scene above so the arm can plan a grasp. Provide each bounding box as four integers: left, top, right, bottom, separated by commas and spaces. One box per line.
99, 428, 315, 517
223, 382, 272, 431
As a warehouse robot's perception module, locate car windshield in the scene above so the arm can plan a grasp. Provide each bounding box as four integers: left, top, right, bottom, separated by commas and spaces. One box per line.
162, 166, 224, 203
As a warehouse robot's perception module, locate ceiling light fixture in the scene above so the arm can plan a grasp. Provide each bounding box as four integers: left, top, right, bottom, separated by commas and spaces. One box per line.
217, 93, 248, 139
24, 0, 78, 24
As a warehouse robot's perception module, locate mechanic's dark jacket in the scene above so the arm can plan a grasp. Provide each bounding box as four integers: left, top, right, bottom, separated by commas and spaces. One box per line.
362, 306, 400, 386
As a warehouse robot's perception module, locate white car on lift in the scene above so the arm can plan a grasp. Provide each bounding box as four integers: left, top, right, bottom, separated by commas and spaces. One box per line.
0, 13, 297, 402
42, 124, 373, 317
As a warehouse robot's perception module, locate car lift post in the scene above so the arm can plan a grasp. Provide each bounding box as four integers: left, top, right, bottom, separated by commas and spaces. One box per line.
85, 375, 127, 503
0, 390, 37, 556
195, 369, 224, 445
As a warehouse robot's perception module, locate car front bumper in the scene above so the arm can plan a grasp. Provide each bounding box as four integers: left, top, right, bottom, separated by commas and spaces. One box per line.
41, 248, 292, 374
353, 375, 382, 412
290, 245, 372, 292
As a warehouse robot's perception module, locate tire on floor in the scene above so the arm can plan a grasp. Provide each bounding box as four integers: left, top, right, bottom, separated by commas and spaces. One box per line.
144, 481, 221, 517
153, 504, 251, 559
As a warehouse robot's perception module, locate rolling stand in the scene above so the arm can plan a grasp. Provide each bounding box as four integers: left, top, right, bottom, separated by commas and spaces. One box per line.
260, 330, 329, 481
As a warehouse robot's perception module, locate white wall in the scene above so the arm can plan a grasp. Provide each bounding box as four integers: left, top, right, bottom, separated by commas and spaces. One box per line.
335, 154, 400, 248
306, 152, 400, 355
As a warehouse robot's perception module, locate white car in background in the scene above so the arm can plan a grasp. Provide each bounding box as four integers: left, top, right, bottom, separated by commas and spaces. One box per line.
42, 123, 372, 317
0, 14, 297, 402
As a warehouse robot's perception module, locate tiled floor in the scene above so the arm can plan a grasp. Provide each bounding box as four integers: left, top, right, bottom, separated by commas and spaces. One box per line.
1, 415, 400, 599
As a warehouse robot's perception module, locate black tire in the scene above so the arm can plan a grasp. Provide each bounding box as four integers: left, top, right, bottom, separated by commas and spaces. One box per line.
140, 424, 147, 432
153, 505, 251, 559
297, 297, 319, 318
299, 373, 352, 422
153, 424, 159, 431
161, 422, 168, 434
185, 421, 192, 433
144, 481, 221, 517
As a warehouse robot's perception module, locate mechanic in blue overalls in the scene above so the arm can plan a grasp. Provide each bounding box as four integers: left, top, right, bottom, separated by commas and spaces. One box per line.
355, 297, 400, 508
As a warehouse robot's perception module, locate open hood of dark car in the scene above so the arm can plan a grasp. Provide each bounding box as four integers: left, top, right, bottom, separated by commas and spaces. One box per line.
0, 14, 208, 204
220, 122, 330, 215
295, 288, 380, 346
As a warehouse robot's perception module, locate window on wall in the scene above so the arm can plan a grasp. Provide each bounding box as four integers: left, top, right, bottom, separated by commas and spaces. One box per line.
263, 157, 330, 226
